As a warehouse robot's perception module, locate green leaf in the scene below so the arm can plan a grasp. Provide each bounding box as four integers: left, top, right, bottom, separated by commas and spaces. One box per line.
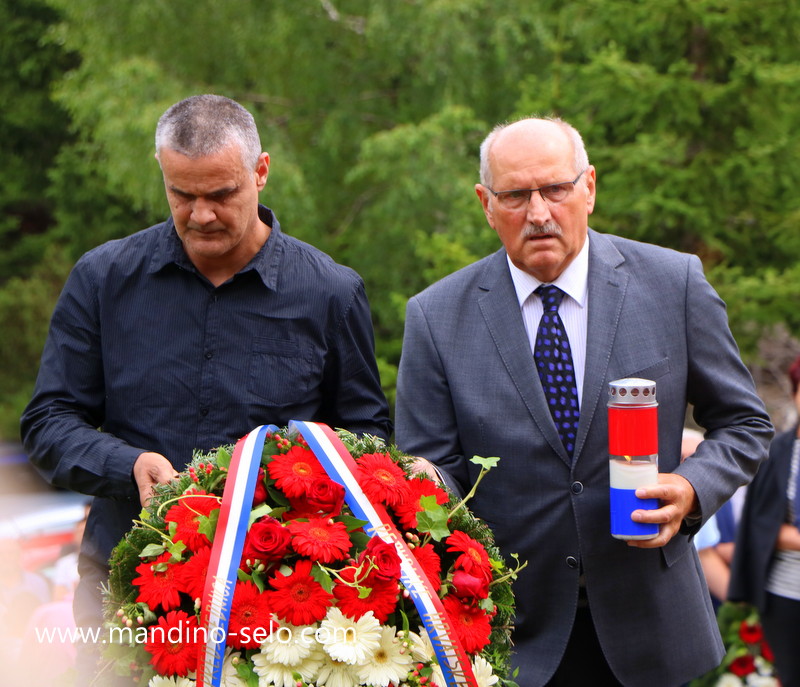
340, 514, 370, 532
470, 455, 500, 470
248, 502, 273, 527
139, 543, 165, 558
215, 446, 232, 469
196, 508, 220, 542
416, 495, 451, 541
311, 564, 334, 594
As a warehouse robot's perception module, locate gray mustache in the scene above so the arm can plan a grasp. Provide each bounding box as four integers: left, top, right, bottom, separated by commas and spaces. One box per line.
522, 221, 562, 238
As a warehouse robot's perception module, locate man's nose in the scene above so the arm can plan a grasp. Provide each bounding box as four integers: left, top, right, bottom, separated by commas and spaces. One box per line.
190, 197, 217, 225
526, 190, 552, 224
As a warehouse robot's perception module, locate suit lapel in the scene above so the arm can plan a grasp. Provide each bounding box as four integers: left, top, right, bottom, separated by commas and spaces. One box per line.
476, 250, 571, 465
574, 230, 628, 463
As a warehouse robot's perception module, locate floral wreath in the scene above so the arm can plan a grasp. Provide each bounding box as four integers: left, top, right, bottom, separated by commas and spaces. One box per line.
103, 426, 525, 687
689, 602, 777, 687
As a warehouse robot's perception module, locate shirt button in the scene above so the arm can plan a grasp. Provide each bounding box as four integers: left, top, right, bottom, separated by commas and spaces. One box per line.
205, 351, 213, 360
571, 481, 584, 494
200, 408, 209, 417
566, 556, 579, 569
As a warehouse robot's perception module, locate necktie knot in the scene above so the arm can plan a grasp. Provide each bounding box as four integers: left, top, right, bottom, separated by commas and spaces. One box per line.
536, 284, 565, 312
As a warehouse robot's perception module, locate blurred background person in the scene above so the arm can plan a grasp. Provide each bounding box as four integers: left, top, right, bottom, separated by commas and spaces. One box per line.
730, 354, 800, 686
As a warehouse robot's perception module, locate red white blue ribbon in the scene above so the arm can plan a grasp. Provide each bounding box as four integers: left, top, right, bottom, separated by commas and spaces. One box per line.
291, 420, 479, 687
196, 424, 276, 687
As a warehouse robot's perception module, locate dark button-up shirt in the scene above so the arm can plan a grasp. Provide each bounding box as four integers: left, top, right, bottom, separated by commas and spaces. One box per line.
21, 206, 391, 564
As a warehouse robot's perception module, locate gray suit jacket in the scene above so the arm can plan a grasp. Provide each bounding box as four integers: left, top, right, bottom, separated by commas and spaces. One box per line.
396, 230, 773, 686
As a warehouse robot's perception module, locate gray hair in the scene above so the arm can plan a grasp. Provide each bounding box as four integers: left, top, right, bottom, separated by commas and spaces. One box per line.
478, 116, 590, 188
155, 94, 262, 170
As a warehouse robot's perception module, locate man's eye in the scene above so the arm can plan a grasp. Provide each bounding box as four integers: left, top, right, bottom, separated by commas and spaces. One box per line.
541, 184, 570, 200
504, 190, 530, 201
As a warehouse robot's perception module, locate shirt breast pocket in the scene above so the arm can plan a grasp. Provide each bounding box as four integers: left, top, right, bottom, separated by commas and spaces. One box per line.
248, 336, 314, 405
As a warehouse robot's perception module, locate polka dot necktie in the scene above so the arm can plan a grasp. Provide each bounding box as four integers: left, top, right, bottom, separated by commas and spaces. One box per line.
534, 284, 580, 458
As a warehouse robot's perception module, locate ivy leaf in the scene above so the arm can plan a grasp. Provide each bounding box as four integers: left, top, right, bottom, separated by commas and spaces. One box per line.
248, 502, 273, 527
196, 508, 220, 543
139, 543, 165, 559
416, 495, 451, 541
339, 514, 370, 532
311, 564, 333, 593
470, 455, 500, 470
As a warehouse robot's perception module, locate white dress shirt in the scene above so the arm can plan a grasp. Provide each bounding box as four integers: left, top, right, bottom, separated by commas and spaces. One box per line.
506, 235, 590, 405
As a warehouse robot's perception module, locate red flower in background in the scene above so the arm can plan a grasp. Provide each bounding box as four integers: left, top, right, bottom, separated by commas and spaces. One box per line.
333, 565, 399, 623
266, 558, 334, 625
739, 619, 764, 644
227, 580, 276, 649
358, 537, 401, 582
446, 530, 492, 580
132, 552, 183, 611
267, 446, 326, 498
287, 517, 352, 563
252, 467, 268, 506
356, 453, 410, 507
164, 489, 219, 551
174, 545, 212, 601
392, 476, 449, 530
145, 610, 200, 677
451, 569, 490, 602
443, 594, 492, 654
761, 640, 775, 663
412, 542, 442, 592
241, 516, 291, 569
729, 654, 756, 677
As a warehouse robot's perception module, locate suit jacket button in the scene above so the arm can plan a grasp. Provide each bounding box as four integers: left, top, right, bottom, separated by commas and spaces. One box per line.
571, 481, 584, 494
566, 556, 579, 569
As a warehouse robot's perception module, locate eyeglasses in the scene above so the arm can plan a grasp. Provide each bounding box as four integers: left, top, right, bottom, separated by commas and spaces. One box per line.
486, 168, 588, 211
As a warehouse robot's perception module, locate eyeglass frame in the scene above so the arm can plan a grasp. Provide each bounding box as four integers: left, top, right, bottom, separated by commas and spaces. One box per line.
484, 168, 589, 209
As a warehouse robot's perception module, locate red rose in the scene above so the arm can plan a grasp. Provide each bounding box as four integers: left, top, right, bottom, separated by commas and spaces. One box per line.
451, 569, 490, 601
252, 468, 268, 506
739, 619, 764, 644
305, 477, 346, 516
761, 640, 774, 663
241, 516, 291, 569
359, 537, 401, 582
729, 655, 755, 677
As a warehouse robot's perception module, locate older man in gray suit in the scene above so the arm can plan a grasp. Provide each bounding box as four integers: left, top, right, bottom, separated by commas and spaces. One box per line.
395, 118, 773, 686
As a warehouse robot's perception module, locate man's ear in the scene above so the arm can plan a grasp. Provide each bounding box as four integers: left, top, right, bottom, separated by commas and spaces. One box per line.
475, 184, 495, 230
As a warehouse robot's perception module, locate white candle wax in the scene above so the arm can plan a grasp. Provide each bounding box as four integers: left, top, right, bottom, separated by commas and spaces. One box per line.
609, 459, 658, 490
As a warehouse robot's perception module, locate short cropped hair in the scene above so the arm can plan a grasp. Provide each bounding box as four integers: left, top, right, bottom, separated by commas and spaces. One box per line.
478, 117, 590, 188
155, 94, 262, 170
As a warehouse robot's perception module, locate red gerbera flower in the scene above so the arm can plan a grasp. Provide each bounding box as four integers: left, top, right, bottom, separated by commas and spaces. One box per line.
355, 453, 410, 507
132, 552, 183, 611
333, 565, 399, 623
392, 476, 449, 530
227, 580, 277, 649
287, 517, 352, 563
266, 558, 334, 626
729, 654, 756, 677
145, 609, 200, 677
446, 530, 492, 580
164, 489, 220, 551
412, 541, 442, 593
442, 594, 492, 655
739, 619, 764, 644
174, 545, 212, 602
267, 446, 326, 498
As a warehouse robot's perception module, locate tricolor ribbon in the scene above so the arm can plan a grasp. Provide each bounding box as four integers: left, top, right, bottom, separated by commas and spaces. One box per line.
196, 424, 276, 687
291, 420, 479, 687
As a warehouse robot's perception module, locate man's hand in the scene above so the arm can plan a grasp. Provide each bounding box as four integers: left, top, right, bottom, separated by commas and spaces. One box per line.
408, 456, 443, 483
627, 473, 699, 549
133, 452, 179, 507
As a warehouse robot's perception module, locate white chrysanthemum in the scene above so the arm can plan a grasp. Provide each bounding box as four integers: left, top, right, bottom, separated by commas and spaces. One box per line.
407, 626, 436, 664
318, 607, 381, 665
252, 645, 323, 687
754, 656, 776, 677
746, 675, 779, 687
357, 626, 413, 687
715, 674, 744, 687
260, 620, 319, 666
472, 654, 499, 687
315, 654, 363, 687
148, 677, 195, 687
221, 648, 247, 687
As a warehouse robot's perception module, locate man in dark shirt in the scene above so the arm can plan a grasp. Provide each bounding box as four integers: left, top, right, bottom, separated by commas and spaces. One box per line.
20, 94, 391, 683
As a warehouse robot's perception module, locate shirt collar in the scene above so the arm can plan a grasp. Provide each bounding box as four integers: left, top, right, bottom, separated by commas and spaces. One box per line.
150, 204, 281, 290
507, 233, 590, 308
